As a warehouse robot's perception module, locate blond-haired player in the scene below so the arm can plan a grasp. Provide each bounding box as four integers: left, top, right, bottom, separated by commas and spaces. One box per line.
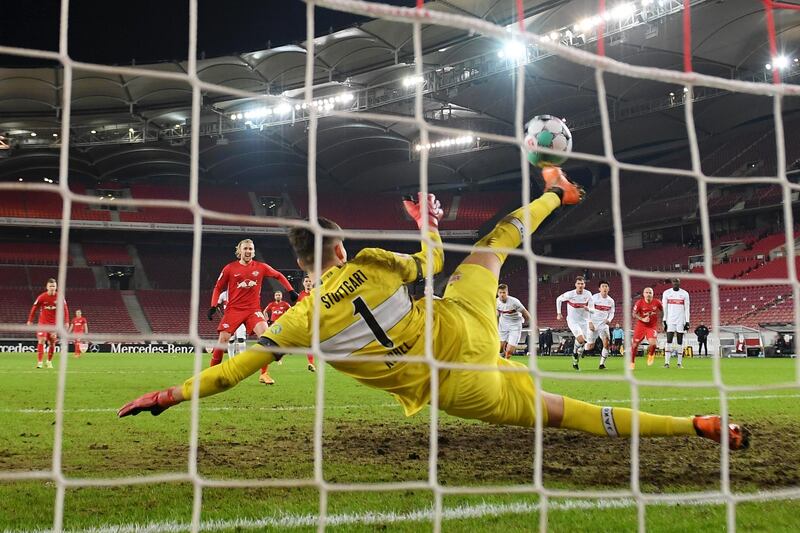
207, 238, 296, 385
121, 168, 749, 451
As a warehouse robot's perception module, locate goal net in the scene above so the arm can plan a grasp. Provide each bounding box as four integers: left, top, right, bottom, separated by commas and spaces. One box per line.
1, 0, 799, 531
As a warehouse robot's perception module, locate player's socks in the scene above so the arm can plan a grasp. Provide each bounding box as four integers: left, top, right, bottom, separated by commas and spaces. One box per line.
307, 354, 314, 365
599, 348, 608, 367
677, 345, 684, 367
664, 343, 672, 366
210, 348, 224, 367
37, 344, 44, 363
47, 344, 54, 361
474, 193, 561, 262
260, 364, 269, 375
227, 343, 235, 359
559, 397, 696, 437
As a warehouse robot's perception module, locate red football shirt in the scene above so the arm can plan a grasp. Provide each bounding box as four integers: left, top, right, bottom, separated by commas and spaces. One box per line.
633, 298, 663, 327
296, 289, 312, 302
210, 260, 293, 312
71, 316, 88, 334
264, 301, 291, 323
28, 292, 69, 325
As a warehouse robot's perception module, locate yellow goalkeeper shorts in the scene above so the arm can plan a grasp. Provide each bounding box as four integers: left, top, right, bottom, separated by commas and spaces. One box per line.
435, 263, 545, 428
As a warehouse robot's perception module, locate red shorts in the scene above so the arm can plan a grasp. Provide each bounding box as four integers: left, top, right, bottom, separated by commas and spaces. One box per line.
217, 308, 267, 335
36, 325, 57, 340
633, 324, 657, 343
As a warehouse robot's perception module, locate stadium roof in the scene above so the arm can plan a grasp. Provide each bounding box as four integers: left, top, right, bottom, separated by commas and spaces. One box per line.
0, 0, 798, 190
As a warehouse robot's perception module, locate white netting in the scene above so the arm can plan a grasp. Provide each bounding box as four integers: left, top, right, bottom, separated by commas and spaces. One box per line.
1, 0, 799, 532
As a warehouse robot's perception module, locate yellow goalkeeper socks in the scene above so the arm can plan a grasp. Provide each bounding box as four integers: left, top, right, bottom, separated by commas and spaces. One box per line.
560, 397, 696, 438
475, 192, 561, 262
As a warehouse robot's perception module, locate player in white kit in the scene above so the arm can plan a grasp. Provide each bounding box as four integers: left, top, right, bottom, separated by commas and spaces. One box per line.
496, 284, 531, 359
587, 280, 615, 370
661, 278, 691, 368
217, 290, 247, 359
556, 276, 593, 371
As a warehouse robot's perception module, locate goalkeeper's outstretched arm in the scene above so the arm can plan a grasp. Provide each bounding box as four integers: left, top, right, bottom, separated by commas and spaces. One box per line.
118, 339, 278, 417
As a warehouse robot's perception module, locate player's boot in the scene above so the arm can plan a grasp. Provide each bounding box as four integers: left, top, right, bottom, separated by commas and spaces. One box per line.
307, 363, 316, 372
693, 415, 750, 450
663, 363, 670, 368
677, 363, 683, 368
598, 364, 606, 370
36, 362, 43, 369
541, 166, 585, 205
45, 360, 53, 369
647, 354, 655, 366
259, 372, 275, 385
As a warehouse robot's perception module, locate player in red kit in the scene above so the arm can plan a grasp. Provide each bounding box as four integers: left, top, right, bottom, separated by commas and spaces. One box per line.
27, 278, 69, 369
296, 276, 315, 372
631, 287, 663, 370
208, 239, 297, 385
69, 309, 88, 358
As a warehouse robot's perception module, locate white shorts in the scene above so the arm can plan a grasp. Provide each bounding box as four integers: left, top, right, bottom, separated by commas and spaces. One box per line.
229, 324, 247, 343
499, 328, 523, 347
586, 323, 610, 344
666, 322, 686, 333
567, 317, 589, 339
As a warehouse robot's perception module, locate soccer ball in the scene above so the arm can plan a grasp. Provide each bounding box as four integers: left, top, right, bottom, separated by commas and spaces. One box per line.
524, 114, 572, 167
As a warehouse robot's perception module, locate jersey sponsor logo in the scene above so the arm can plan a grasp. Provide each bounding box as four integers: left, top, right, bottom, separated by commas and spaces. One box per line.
320, 269, 369, 309
594, 304, 612, 311
601, 407, 619, 437
236, 279, 257, 289
567, 301, 587, 308
666, 299, 685, 305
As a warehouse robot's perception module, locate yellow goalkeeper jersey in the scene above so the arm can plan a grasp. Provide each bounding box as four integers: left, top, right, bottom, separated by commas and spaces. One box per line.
261, 233, 445, 416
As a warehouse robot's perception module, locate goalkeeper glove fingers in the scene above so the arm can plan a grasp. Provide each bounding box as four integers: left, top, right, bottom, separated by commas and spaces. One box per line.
403, 192, 443, 230
118, 388, 179, 417
207, 306, 218, 321
289, 290, 299, 303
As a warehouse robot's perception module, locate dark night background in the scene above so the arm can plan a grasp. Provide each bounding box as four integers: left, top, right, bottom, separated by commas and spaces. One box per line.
0, 0, 419, 66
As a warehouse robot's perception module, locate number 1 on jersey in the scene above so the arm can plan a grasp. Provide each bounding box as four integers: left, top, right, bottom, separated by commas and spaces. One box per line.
352, 296, 394, 348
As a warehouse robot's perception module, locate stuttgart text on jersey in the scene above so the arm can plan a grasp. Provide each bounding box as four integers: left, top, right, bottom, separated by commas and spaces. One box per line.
320, 269, 369, 309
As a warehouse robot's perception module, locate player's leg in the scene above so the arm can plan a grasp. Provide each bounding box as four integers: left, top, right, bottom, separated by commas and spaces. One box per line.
212, 330, 232, 366
676, 332, 685, 367
462, 168, 581, 280
74, 337, 81, 358
598, 329, 610, 369
664, 330, 675, 367
505, 329, 522, 359
35, 333, 45, 368
227, 337, 236, 359
646, 333, 658, 365
45, 334, 56, 368
252, 319, 274, 384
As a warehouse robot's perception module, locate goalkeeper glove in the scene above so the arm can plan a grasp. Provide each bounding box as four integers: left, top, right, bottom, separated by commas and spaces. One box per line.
207, 306, 219, 321
289, 290, 299, 303
118, 388, 179, 417
403, 192, 443, 230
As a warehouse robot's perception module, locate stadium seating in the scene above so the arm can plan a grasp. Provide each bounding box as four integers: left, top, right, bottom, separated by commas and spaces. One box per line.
82, 243, 133, 265
0, 288, 36, 336
136, 290, 219, 338
27, 266, 97, 289
0, 265, 30, 287
64, 289, 140, 334
0, 188, 111, 221
0, 242, 70, 265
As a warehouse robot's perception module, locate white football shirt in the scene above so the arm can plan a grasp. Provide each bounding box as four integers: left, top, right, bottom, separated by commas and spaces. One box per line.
661, 288, 690, 324
589, 293, 615, 326
556, 289, 593, 322
497, 296, 526, 329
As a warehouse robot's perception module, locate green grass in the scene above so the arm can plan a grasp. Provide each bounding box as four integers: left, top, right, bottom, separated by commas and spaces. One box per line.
1, 353, 799, 532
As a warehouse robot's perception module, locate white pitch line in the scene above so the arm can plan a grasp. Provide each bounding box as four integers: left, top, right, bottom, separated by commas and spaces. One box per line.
2, 493, 787, 533
2, 394, 799, 415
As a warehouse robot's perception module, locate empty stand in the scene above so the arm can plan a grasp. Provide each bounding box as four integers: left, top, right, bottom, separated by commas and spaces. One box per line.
65, 289, 139, 334
82, 243, 132, 265
137, 290, 218, 338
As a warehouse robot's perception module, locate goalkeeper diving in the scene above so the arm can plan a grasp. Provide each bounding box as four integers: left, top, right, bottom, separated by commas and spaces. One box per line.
119, 167, 749, 450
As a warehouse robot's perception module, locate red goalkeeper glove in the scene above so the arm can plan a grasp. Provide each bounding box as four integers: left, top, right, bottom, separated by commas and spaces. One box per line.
118, 388, 179, 417
403, 192, 443, 230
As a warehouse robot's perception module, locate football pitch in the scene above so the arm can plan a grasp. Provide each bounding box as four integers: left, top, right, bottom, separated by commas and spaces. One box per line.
1, 353, 799, 532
